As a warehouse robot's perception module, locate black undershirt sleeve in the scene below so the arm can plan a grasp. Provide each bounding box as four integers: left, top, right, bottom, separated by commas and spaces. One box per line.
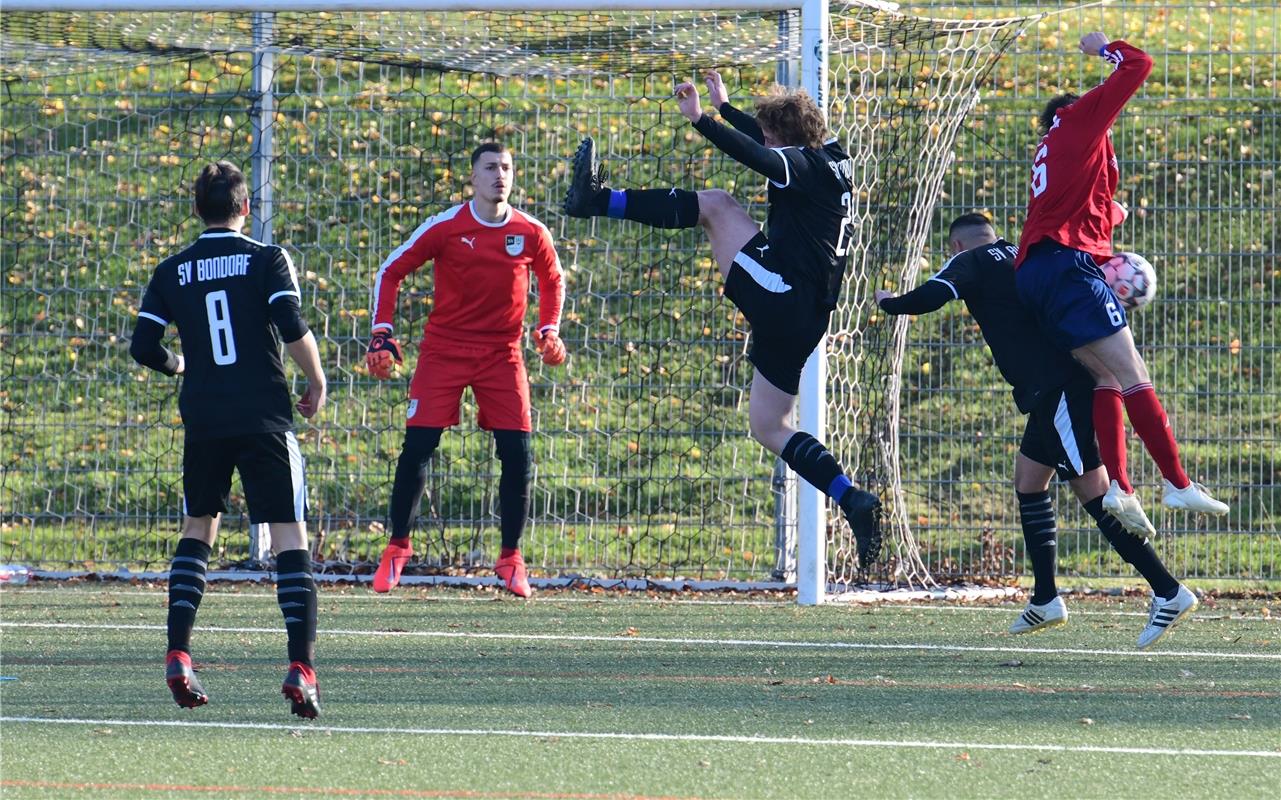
877, 280, 956, 316
269, 296, 310, 344
692, 113, 788, 184
718, 101, 765, 144
129, 319, 181, 376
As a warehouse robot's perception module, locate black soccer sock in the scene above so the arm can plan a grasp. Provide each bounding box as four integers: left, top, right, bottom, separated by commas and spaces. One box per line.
167, 537, 211, 654
1017, 491, 1059, 605
275, 549, 318, 666
604, 188, 700, 229
388, 426, 443, 541
1083, 495, 1180, 599
494, 430, 532, 551
780, 432, 856, 504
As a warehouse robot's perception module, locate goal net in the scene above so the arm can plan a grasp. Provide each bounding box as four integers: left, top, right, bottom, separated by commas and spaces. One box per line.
1, 2, 1025, 594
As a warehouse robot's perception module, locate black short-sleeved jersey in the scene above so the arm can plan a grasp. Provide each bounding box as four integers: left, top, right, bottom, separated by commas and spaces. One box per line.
138, 228, 301, 440
765, 139, 854, 309
929, 238, 1091, 412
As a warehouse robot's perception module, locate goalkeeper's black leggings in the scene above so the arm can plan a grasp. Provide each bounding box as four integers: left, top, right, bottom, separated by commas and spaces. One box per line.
388, 427, 531, 549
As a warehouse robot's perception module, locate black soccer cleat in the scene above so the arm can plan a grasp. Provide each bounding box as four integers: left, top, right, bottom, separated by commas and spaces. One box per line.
563, 136, 604, 218
841, 487, 883, 567
282, 661, 321, 720
165, 650, 209, 709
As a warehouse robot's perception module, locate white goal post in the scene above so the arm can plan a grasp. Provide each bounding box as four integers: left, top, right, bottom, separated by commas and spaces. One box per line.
3, 0, 1032, 604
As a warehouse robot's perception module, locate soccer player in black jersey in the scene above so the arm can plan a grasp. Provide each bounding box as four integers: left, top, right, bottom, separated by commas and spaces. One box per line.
876, 214, 1195, 649
564, 70, 881, 564
130, 161, 328, 715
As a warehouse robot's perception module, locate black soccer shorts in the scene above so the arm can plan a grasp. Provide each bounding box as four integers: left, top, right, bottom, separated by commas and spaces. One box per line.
182, 430, 307, 523
1019, 376, 1103, 481
723, 232, 831, 395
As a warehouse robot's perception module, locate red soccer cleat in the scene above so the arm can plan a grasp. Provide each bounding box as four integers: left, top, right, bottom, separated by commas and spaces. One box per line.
165, 650, 208, 709
372, 538, 413, 593
495, 550, 533, 598
281, 661, 321, 719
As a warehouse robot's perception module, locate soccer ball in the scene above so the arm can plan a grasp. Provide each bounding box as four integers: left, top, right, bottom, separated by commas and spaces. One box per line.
1101, 252, 1157, 310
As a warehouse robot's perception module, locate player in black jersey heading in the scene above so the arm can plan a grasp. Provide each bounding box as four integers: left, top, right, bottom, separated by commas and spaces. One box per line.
130, 161, 328, 715
563, 71, 881, 564
876, 214, 1195, 649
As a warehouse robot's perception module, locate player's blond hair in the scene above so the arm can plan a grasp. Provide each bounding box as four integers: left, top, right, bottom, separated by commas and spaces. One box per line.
754, 87, 827, 149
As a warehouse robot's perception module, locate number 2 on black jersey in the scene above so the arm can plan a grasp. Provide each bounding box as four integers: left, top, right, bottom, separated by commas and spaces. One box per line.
205, 290, 238, 365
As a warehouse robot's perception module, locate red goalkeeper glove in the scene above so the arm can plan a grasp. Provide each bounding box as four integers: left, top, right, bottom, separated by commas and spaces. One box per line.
532, 327, 566, 366
366, 331, 403, 379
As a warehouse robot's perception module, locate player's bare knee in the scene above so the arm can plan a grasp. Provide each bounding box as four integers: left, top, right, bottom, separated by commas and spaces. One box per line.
268, 521, 307, 553
696, 189, 736, 223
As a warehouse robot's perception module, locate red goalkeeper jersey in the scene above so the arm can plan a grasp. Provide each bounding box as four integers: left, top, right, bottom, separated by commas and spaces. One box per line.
372, 200, 565, 345
1015, 40, 1153, 267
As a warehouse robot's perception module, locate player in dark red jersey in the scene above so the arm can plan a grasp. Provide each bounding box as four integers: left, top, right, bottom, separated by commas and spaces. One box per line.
1014, 33, 1228, 538
131, 161, 326, 718
366, 142, 565, 598
562, 71, 882, 566
879, 214, 1197, 648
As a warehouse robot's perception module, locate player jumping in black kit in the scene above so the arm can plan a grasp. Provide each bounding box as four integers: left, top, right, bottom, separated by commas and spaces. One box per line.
877, 214, 1196, 649
130, 161, 327, 715
564, 70, 880, 564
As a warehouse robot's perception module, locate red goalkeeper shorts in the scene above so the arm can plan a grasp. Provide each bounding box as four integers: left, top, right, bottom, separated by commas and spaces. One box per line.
407, 338, 531, 432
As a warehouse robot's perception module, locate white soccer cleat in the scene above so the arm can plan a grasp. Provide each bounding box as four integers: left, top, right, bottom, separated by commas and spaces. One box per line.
1102, 481, 1157, 537
1162, 480, 1229, 516
1136, 585, 1199, 650
1009, 595, 1068, 635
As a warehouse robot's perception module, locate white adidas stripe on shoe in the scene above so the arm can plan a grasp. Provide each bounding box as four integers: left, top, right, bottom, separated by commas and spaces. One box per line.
1009, 595, 1068, 635
1137, 584, 1199, 649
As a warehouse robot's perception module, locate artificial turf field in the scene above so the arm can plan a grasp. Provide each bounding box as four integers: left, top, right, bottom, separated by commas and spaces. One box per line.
0, 583, 1277, 799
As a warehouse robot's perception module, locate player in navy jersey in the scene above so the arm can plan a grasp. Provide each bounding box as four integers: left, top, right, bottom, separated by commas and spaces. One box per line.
130, 161, 326, 717
563, 70, 881, 565
1014, 33, 1228, 548
878, 214, 1196, 648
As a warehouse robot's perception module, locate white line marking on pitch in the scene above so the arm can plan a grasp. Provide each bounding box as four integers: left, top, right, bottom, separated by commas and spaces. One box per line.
2, 621, 1277, 660
4, 590, 1272, 621
2, 717, 1277, 759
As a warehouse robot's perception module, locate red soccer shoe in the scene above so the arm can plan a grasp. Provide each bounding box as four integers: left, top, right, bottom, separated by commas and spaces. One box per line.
281, 661, 321, 719
372, 539, 413, 593
165, 650, 208, 709
495, 550, 533, 598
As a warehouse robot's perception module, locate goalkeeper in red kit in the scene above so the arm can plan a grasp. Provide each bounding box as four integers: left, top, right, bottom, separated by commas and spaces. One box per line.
1014, 33, 1228, 552
366, 142, 566, 597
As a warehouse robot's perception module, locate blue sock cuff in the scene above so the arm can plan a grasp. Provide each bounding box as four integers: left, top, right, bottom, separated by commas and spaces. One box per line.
827, 474, 853, 502
606, 189, 627, 219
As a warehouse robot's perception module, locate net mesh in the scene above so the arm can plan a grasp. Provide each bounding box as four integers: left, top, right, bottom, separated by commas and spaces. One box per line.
824, 5, 1028, 590
3, 3, 1017, 588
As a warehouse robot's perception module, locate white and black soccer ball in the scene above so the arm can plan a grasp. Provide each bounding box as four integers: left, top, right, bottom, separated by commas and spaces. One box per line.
1102, 252, 1157, 310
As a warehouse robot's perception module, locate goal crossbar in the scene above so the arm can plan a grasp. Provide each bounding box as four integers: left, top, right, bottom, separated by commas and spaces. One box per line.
5, 1, 901, 12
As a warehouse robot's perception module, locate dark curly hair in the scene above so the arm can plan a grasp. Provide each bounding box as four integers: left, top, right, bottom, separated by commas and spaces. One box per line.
1039, 93, 1080, 135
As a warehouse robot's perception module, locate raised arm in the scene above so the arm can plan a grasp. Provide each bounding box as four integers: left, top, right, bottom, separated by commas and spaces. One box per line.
704, 70, 764, 144
1062, 34, 1153, 146
676, 79, 788, 185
